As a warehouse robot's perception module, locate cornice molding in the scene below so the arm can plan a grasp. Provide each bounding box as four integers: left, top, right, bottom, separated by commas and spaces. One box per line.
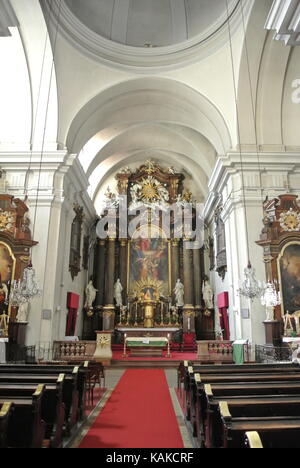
265, 0, 300, 46
0, 0, 19, 37
40, 0, 254, 73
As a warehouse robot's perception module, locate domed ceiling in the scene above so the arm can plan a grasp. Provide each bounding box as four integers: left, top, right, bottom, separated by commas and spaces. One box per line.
64, 0, 239, 48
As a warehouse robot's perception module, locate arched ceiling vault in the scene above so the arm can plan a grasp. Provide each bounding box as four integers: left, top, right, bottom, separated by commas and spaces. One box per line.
66, 77, 232, 212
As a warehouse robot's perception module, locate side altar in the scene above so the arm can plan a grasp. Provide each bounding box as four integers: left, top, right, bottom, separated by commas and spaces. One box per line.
83, 160, 216, 343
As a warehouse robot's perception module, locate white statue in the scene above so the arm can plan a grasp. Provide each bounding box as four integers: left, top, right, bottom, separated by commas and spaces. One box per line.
174, 279, 184, 308
292, 345, 300, 364
85, 280, 98, 310
261, 282, 279, 322
202, 278, 214, 309
114, 279, 123, 308
17, 298, 29, 323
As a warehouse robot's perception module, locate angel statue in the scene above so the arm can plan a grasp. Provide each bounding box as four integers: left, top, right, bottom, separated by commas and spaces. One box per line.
114, 279, 123, 308
174, 279, 184, 308
84, 280, 98, 310
202, 277, 214, 309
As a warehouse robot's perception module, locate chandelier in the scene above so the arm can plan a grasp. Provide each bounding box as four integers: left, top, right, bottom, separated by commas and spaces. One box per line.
10, 263, 41, 307
238, 262, 263, 301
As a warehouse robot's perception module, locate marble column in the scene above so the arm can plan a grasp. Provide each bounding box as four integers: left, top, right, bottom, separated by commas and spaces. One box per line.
193, 243, 202, 338
103, 238, 116, 331
183, 239, 195, 332
94, 240, 106, 332
119, 239, 128, 306
171, 239, 180, 302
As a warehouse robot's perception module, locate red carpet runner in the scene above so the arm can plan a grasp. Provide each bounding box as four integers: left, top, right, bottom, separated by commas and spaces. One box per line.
79, 369, 184, 449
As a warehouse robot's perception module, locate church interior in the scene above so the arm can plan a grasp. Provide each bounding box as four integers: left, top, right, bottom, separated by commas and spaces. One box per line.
0, 0, 300, 450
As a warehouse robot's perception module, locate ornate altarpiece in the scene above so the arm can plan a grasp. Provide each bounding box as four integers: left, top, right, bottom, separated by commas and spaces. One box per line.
0, 195, 37, 334
257, 194, 300, 342
83, 161, 215, 341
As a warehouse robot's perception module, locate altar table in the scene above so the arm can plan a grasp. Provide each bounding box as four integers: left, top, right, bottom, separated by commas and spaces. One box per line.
125, 337, 169, 357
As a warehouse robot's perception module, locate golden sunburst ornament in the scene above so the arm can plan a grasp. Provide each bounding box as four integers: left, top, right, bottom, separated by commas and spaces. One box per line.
279, 209, 300, 232
141, 180, 159, 201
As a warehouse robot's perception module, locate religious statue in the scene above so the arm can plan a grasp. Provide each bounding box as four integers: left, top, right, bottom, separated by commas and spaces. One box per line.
202, 277, 214, 309
261, 282, 280, 322
16, 298, 29, 323
171, 306, 179, 325
84, 280, 98, 310
0, 275, 8, 313
114, 279, 123, 308
120, 305, 127, 324
174, 279, 184, 308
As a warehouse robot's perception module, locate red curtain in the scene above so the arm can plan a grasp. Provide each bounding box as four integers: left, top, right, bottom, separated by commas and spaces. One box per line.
66, 293, 80, 337
217, 292, 230, 340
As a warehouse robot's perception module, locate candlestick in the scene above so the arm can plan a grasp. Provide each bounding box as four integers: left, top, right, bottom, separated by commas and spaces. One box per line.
123, 333, 127, 357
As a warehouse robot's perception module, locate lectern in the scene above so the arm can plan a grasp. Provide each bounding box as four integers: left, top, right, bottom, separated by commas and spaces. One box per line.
93, 331, 113, 365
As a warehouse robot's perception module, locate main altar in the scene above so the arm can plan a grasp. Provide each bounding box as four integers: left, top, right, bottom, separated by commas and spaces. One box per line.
83, 160, 215, 343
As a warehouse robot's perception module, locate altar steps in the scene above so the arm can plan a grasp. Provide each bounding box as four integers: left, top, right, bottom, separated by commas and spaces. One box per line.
110, 358, 184, 369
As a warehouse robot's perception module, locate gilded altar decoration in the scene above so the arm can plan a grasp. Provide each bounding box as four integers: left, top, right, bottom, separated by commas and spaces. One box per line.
97, 334, 110, 347
0, 210, 15, 233
130, 176, 169, 210
0, 195, 38, 332
279, 209, 300, 232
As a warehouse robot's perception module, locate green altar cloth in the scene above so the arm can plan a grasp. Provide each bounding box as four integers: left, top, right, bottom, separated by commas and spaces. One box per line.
233, 341, 246, 365
126, 341, 167, 347
125, 337, 169, 348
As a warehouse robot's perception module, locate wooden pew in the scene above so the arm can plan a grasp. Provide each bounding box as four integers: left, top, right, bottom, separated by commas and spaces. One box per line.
185, 366, 300, 432
0, 376, 65, 448
0, 384, 46, 448
180, 361, 300, 417
245, 431, 263, 449
0, 363, 88, 420
0, 370, 79, 434
0, 402, 13, 448
194, 378, 300, 444
204, 385, 300, 448
219, 402, 300, 448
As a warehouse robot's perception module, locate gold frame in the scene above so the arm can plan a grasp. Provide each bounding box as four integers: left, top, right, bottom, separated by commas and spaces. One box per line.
127, 225, 172, 298
277, 241, 300, 317
0, 240, 16, 319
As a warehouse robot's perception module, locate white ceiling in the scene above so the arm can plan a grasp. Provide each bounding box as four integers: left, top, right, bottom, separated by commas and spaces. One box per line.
64, 0, 239, 48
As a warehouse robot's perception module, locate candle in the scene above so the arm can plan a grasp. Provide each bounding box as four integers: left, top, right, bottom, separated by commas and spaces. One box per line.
188, 317, 191, 331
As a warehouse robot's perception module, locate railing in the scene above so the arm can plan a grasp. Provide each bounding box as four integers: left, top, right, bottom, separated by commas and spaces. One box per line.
197, 340, 252, 363
255, 344, 292, 363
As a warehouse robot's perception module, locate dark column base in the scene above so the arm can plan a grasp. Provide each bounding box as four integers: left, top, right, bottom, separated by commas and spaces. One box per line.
264, 320, 282, 346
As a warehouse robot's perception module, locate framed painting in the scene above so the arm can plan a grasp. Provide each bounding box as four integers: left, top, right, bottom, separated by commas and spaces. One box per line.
128, 225, 171, 298
278, 242, 300, 315
0, 241, 16, 316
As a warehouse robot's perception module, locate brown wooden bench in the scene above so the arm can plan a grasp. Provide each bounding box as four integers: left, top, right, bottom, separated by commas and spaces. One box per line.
219, 402, 300, 448
0, 370, 78, 434
0, 376, 65, 448
0, 363, 88, 420
0, 402, 13, 448
204, 386, 300, 448
0, 384, 46, 448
